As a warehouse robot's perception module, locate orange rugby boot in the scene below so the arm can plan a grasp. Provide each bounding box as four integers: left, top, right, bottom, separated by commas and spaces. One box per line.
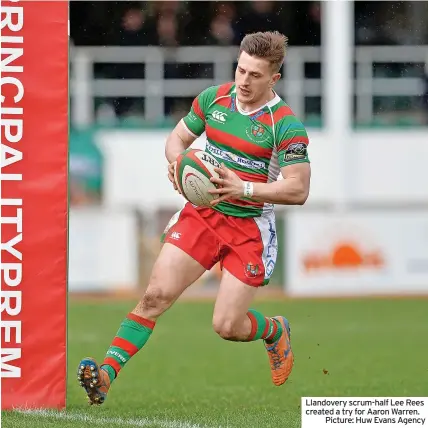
77, 357, 111, 405
264, 316, 294, 386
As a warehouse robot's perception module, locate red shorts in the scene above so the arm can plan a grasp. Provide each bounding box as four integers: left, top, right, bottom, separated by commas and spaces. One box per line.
162, 203, 278, 287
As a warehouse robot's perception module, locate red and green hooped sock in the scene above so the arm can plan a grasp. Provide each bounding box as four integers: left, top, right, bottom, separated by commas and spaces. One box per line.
101, 313, 155, 383
245, 309, 283, 343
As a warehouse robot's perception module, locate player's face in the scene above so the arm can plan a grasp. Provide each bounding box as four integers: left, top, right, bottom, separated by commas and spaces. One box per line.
235, 51, 281, 106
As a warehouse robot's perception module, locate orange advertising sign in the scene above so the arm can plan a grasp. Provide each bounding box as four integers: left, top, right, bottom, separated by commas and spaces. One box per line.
303, 242, 384, 271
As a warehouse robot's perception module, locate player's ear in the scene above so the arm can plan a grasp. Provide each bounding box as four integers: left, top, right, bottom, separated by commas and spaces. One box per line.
271, 73, 281, 86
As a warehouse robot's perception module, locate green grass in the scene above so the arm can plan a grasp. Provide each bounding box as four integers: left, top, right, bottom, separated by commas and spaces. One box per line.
3, 298, 428, 428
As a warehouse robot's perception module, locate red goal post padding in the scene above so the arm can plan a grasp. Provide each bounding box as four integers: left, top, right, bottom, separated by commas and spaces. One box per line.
1, 0, 69, 409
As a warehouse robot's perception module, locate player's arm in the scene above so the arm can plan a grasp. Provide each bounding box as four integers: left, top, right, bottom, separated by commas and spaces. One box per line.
209, 118, 311, 205
209, 162, 310, 206
251, 162, 310, 205
165, 88, 215, 191
249, 118, 311, 205
165, 88, 212, 163
165, 120, 198, 163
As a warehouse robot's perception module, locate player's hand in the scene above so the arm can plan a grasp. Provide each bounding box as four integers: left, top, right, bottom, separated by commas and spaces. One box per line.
208, 163, 244, 205
168, 161, 181, 194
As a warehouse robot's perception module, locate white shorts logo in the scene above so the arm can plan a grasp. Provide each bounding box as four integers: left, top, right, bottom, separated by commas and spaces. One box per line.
170, 231, 181, 240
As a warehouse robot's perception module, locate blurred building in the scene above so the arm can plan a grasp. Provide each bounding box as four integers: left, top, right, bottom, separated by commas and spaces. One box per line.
69, 1, 428, 128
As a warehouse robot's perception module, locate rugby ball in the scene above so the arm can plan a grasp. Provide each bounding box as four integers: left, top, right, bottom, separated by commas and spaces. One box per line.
174, 148, 221, 207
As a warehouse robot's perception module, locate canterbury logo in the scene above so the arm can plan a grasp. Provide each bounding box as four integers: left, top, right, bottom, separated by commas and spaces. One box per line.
107, 350, 127, 363
212, 110, 227, 122
170, 231, 181, 240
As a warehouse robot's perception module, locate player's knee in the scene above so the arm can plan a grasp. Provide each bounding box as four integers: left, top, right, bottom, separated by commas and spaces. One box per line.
212, 317, 237, 340
140, 287, 174, 318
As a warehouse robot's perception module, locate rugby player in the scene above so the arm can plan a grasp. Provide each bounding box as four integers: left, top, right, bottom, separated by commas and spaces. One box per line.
78, 30, 311, 405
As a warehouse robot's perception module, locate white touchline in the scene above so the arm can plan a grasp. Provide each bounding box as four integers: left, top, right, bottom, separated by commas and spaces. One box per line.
15, 409, 224, 428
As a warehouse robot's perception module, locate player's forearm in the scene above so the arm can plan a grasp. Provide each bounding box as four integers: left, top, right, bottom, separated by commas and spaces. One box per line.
251, 178, 309, 205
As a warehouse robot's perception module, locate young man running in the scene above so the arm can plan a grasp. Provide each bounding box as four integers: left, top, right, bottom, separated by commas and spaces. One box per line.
78, 30, 311, 405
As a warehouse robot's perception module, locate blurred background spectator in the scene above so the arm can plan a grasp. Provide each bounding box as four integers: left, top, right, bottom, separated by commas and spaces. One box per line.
70, 1, 428, 123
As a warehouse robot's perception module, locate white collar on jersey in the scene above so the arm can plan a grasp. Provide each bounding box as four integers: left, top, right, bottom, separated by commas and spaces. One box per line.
232, 88, 281, 116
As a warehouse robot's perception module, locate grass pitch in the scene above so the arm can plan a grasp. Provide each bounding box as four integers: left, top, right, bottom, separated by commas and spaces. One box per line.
3, 297, 428, 428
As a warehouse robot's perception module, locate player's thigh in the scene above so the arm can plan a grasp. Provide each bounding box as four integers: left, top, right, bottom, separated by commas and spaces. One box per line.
212, 268, 258, 335
138, 243, 206, 317
139, 204, 219, 317
162, 203, 220, 272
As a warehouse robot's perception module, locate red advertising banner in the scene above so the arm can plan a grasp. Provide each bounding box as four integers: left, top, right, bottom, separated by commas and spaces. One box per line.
1, 1, 69, 409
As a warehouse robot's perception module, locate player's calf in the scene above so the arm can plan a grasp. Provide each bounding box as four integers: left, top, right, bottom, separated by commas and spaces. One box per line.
77, 311, 157, 405
212, 309, 284, 343
100, 311, 157, 384
213, 316, 249, 341
213, 270, 293, 385
213, 308, 294, 386
137, 286, 178, 319
77, 244, 207, 404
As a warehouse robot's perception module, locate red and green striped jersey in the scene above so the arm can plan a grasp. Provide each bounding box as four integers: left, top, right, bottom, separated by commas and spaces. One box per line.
181, 82, 310, 218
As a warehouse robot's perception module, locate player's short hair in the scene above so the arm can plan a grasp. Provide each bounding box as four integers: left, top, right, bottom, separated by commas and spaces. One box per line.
239, 31, 288, 73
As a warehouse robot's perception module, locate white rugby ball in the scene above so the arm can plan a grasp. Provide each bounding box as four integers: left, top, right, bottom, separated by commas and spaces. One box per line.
174, 149, 221, 207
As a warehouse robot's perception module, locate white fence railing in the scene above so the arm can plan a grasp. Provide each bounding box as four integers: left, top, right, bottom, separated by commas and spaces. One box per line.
70, 45, 428, 127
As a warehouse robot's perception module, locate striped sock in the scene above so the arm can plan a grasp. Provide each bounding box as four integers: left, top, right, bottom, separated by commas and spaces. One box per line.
245, 309, 283, 343
101, 313, 155, 383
